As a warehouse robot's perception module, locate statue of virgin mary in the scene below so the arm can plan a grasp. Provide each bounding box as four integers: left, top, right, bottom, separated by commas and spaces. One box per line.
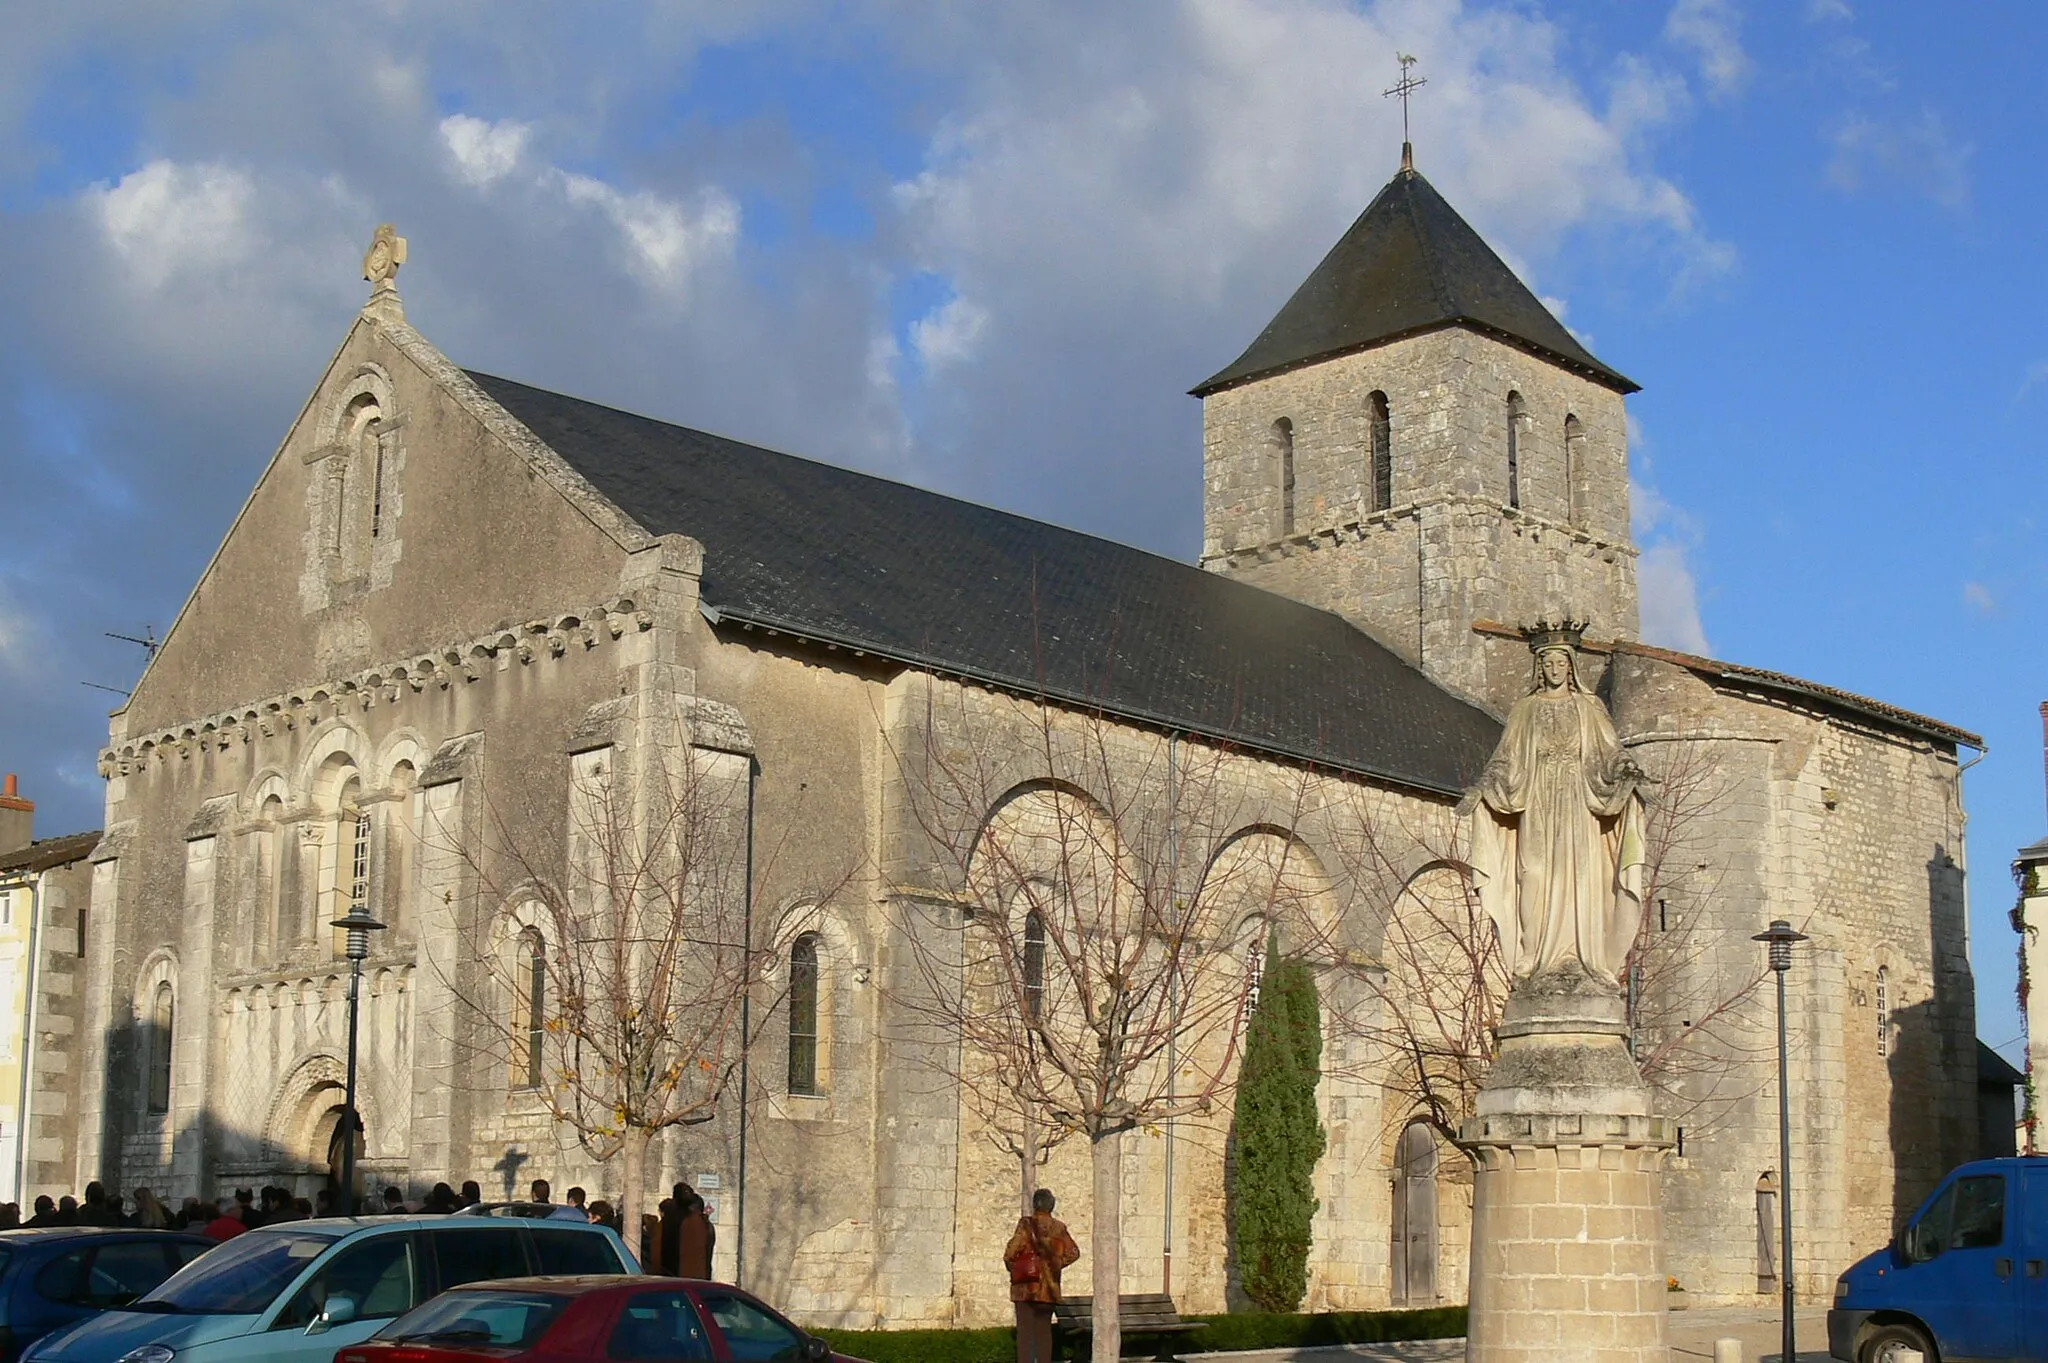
1463, 622, 1648, 989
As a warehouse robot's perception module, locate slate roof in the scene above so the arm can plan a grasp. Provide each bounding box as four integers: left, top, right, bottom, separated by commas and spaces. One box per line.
1194, 167, 1637, 396
471, 373, 1502, 796
0, 830, 101, 879
1612, 642, 1983, 751
1979, 1040, 2025, 1089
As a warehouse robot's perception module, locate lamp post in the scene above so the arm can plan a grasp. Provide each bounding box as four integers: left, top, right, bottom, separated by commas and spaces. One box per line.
330, 903, 387, 1216
1753, 919, 1807, 1363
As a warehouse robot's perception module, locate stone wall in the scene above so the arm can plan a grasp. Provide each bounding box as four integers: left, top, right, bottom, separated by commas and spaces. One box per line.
1611, 651, 1977, 1304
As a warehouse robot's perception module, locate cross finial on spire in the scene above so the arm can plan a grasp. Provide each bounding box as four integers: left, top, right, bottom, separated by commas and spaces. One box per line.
1383, 53, 1427, 172
361, 223, 408, 324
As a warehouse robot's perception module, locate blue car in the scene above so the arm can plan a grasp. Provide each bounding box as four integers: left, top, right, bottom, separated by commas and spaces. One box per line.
0, 1229, 213, 1362
1830, 1155, 2047, 1362
22, 1215, 636, 1363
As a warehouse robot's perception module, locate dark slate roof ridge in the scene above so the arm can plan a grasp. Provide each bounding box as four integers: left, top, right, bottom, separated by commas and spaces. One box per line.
1612, 641, 1982, 750
0, 830, 102, 877
466, 370, 1504, 795
1193, 167, 1637, 396
1979, 1039, 2025, 1087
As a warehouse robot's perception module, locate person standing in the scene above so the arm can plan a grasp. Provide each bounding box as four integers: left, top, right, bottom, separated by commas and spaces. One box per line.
203, 1198, 246, 1243
132, 1188, 169, 1229
676, 1193, 716, 1279
1004, 1188, 1079, 1363
549, 1187, 589, 1221
659, 1183, 692, 1276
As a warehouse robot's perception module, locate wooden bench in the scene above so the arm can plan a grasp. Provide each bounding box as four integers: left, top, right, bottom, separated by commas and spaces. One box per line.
1052, 1294, 1205, 1360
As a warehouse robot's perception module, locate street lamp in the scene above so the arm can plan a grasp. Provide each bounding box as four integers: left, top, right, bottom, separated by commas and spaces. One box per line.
1753, 918, 1807, 1363
330, 903, 387, 1216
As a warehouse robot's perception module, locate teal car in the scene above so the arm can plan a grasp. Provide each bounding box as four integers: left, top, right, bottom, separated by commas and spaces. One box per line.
20, 1216, 635, 1363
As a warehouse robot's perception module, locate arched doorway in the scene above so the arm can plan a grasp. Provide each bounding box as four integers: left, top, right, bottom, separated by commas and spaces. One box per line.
1391, 1121, 1438, 1304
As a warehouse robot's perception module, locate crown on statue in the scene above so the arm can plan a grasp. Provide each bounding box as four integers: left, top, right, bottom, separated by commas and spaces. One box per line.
1525, 618, 1587, 655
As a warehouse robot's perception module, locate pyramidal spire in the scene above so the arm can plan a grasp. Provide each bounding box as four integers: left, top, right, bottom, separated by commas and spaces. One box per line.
1192, 166, 1636, 396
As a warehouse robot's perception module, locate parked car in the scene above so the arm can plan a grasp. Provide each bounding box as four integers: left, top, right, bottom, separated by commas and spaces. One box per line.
21, 1215, 636, 1363
335, 1277, 869, 1363
0, 1229, 213, 1362
1829, 1154, 2047, 1362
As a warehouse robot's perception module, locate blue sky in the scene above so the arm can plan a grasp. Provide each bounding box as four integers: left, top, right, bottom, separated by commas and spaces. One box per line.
0, 0, 2041, 1062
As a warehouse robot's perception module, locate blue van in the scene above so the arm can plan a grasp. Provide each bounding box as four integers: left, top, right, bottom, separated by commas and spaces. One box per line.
1830, 1156, 2046, 1362
20, 1214, 635, 1363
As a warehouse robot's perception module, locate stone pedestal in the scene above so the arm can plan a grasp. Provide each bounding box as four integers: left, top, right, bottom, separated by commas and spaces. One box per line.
1462, 970, 1673, 1363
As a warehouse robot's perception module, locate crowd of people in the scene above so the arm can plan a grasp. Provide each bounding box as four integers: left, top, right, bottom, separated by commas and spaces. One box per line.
0, 1176, 720, 1275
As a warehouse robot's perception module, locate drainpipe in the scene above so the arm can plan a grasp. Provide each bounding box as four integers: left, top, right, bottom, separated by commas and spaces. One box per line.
733, 760, 757, 1288
1162, 733, 1179, 1296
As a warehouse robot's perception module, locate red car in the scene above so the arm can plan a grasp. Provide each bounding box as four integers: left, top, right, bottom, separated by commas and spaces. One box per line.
333, 1276, 870, 1363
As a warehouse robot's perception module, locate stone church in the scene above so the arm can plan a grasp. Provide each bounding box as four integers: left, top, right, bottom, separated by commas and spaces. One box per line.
77, 150, 1984, 1322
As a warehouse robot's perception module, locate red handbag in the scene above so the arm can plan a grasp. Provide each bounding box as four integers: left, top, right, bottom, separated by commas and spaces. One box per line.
1008, 1223, 1045, 1285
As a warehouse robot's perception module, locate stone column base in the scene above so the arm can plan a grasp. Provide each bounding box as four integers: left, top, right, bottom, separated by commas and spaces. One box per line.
1461, 1111, 1674, 1363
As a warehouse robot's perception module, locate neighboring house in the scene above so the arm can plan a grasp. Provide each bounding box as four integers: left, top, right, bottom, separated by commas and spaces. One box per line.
0, 774, 96, 1204
77, 148, 1983, 1319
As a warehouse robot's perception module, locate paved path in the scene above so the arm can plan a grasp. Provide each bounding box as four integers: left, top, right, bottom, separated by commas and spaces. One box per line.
1183, 1305, 1836, 1363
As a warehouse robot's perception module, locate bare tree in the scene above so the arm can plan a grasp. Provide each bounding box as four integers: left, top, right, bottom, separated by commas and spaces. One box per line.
887, 684, 1335, 1361
427, 725, 848, 1235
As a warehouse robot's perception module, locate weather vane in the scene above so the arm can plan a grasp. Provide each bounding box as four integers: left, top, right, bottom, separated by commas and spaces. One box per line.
1383, 53, 1426, 170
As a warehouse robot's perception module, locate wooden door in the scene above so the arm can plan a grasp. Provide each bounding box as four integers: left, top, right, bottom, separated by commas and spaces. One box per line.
1392, 1122, 1438, 1303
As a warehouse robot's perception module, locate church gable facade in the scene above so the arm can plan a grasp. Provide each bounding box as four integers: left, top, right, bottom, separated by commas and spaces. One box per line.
74, 159, 1982, 1327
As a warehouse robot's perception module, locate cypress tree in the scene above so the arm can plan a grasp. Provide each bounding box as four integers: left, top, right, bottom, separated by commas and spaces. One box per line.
1229, 935, 1326, 1313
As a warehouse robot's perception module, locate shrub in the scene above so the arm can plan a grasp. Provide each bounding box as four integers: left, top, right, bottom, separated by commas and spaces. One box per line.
1228, 935, 1326, 1311
812, 1324, 1017, 1363
815, 1306, 1468, 1361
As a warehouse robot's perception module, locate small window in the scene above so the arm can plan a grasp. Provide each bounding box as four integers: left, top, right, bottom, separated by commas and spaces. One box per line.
699, 1291, 806, 1363
532, 1227, 624, 1276
520, 932, 546, 1090
429, 1226, 531, 1293
1563, 414, 1585, 524
786, 933, 820, 1096
609, 1288, 714, 1361
146, 982, 174, 1114
1506, 392, 1526, 510
1876, 967, 1890, 1058
1369, 392, 1392, 511
33, 1248, 94, 1305
1905, 1175, 2007, 1263
81, 1241, 186, 1308
384, 1289, 570, 1352
273, 1234, 416, 1328
1273, 418, 1296, 537
1022, 912, 1046, 1022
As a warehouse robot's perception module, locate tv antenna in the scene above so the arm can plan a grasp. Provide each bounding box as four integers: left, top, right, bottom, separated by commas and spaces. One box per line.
106, 626, 158, 660
80, 624, 158, 699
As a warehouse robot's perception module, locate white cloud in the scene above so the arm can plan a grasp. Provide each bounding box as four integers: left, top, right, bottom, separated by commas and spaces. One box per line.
2020, 360, 2048, 402
439, 113, 530, 188
1632, 460, 1712, 656
1963, 581, 1994, 613
0, 593, 29, 678
1638, 543, 1711, 656
90, 160, 257, 292
909, 293, 989, 370
1806, 0, 1853, 19
1664, 0, 1753, 102
436, 109, 740, 296
1827, 109, 1971, 209
557, 172, 740, 295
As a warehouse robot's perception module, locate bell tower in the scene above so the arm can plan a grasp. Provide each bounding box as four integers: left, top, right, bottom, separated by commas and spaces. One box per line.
1193, 157, 1641, 714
